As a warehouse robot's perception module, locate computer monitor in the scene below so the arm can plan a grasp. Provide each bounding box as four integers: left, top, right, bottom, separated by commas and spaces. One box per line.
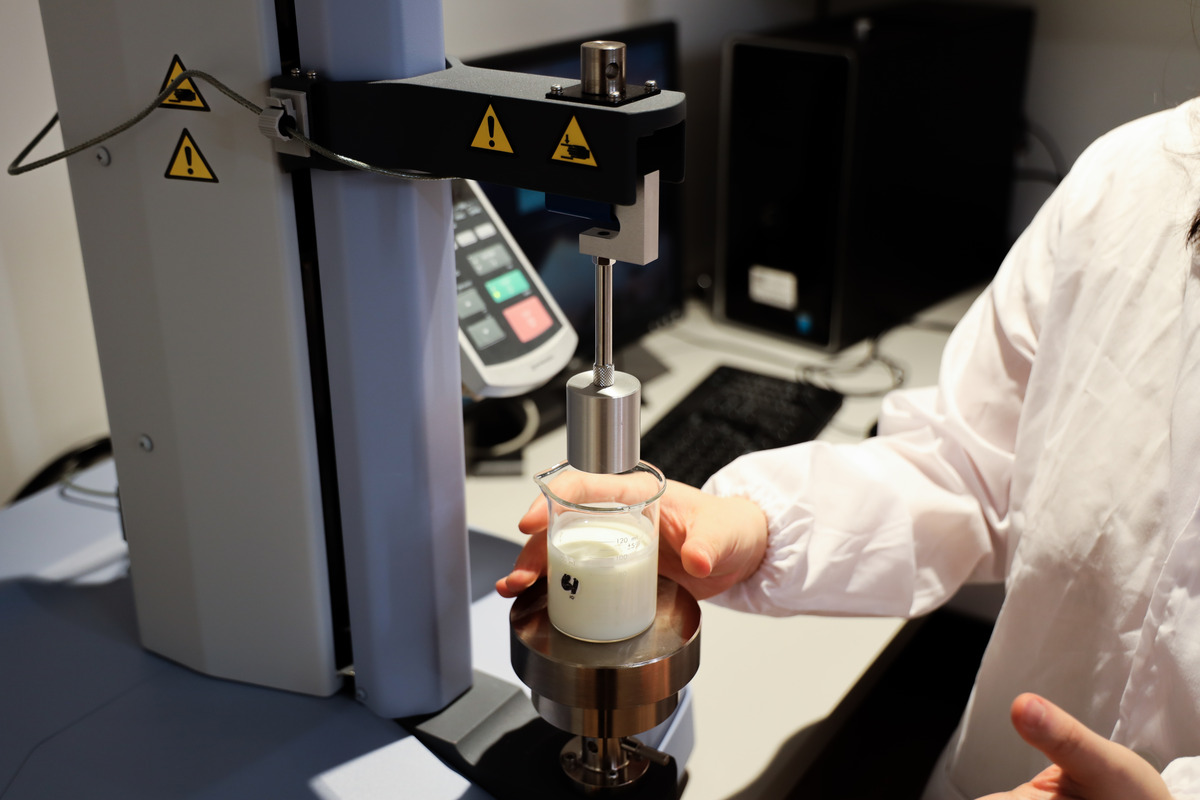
467, 20, 684, 362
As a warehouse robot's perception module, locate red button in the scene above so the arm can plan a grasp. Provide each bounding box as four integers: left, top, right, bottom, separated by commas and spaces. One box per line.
502, 296, 553, 343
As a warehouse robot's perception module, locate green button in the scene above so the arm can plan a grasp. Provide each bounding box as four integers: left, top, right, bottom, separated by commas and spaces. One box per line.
485, 270, 531, 303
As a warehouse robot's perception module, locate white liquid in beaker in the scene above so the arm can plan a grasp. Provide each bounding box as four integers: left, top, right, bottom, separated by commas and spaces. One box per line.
547, 515, 658, 642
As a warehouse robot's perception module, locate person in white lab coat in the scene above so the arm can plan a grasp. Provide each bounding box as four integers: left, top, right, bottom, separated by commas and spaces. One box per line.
499, 97, 1200, 800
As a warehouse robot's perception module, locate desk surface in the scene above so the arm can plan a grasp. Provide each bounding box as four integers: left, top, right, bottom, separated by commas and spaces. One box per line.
466, 291, 981, 799
0, 290, 979, 800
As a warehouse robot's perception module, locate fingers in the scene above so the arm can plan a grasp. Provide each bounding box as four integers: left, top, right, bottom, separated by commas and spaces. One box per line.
500, 494, 549, 599
1011, 694, 1108, 783
501, 473, 769, 603
518, 492, 547, 535
668, 487, 766, 581
541, 467, 665, 509
495, 528, 546, 598
494, 567, 539, 598
1008, 694, 1171, 800
504, 468, 666, 598
656, 482, 709, 576
679, 536, 715, 578
658, 483, 768, 599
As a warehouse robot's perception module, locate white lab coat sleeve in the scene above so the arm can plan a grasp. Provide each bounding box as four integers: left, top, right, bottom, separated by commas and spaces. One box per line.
1163, 758, 1200, 800
702, 180, 1060, 619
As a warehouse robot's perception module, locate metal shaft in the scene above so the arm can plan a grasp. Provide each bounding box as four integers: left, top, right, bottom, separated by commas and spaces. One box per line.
582, 737, 628, 776
593, 255, 614, 387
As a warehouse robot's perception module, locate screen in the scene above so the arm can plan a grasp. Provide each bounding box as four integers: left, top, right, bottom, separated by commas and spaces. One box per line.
467, 21, 684, 362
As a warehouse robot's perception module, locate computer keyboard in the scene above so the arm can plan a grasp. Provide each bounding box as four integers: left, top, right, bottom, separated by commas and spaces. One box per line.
640, 365, 843, 488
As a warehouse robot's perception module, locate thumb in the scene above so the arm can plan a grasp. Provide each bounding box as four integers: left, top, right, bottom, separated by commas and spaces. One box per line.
1010, 694, 1169, 800
679, 534, 716, 578
677, 494, 767, 581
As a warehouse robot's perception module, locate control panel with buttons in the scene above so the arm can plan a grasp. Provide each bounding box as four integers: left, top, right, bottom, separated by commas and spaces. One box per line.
454, 180, 577, 398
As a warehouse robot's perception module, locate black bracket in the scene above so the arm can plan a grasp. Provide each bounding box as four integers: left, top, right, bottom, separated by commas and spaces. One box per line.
272, 58, 685, 206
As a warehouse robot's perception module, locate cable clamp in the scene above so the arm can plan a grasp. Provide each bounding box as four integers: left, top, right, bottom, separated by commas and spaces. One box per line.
257, 104, 290, 140
259, 89, 310, 157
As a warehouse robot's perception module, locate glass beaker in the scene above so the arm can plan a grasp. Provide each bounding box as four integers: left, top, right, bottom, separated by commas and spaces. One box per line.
534, 460, 666, 642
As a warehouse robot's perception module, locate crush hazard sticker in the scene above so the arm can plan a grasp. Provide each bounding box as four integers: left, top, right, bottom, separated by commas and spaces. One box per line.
551, 116, 597, 167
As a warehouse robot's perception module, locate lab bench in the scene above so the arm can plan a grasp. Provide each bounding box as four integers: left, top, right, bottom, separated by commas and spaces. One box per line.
0, 288, 983, 799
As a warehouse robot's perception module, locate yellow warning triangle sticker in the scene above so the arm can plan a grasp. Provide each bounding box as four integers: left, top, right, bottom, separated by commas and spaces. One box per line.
165, 129, 218, 182
551, 116, 598, 167
159, 54, 210, 111
470, 104, 515, 153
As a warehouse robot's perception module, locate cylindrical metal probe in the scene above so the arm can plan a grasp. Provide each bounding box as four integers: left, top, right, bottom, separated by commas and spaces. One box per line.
566, 253, 640, 474
581, 40, 626, 99
593, 255, 614, 387
565, 38, 642, 474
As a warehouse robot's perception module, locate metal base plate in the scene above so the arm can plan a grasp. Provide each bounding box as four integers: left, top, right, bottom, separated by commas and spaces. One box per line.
509, 577, 700, 739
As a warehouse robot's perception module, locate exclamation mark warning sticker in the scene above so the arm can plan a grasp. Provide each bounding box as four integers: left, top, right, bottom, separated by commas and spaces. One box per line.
165, 129, 217, 182
471, 104, 514, 153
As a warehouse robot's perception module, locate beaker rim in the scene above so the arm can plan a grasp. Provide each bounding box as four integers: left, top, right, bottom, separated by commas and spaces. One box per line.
534, 460, 666, 513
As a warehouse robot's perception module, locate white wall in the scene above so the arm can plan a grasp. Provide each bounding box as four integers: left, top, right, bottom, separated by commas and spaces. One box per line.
974, 0, 1200, 235
3, 0, 1200, 504
0, 0, 108, 504
1046, 1, 1200, 222
443, 0, 635, 57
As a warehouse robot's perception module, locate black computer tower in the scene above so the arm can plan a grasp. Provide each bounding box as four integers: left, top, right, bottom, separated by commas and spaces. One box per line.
714, 3, 1034, 350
